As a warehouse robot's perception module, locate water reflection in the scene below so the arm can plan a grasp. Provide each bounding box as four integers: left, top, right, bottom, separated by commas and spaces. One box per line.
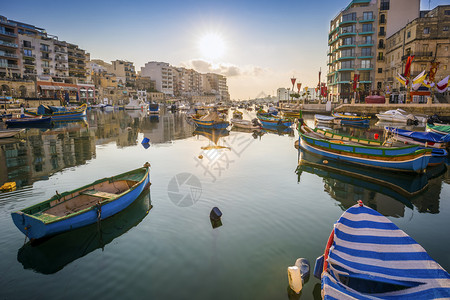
0, 111, 195, 188
296, 149, 446, 216
17, 189, 152, 274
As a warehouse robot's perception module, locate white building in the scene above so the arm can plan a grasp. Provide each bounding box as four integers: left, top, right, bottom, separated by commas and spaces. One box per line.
140, 61, 173, 96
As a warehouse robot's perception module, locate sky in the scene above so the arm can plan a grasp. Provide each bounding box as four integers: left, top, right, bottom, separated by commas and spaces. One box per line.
3, 0, 449, 100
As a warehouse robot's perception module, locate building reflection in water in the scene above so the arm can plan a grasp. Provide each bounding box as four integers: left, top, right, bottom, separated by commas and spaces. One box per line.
0, 110, 197, 188
296, 149, 446, 217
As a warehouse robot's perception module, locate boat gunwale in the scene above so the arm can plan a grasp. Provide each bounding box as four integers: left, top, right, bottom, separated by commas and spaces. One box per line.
13, 167, 149, 225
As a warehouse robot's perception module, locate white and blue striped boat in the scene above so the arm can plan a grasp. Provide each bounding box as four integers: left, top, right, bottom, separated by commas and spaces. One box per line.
314, 202, 450, 299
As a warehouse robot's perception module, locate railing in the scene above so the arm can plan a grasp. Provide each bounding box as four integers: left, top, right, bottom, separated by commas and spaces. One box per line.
41, 64, 53, 68
40, 48, 52, 52
401, 52, 433, 60
0, 52, 18, 58
359, 77, 372, 82
0, 30, 17, 37
55, 48, 67, 53
0, 19, 16, 27
41, 55, 52, 60
21, 44, 34, 49
56, 57, 66, 62
377, 56, 385, 61
358, 64, 373, 69
377, 44, 385, 49
23, 61, 35, 65
378, 32, 386, 37
0, 63, 19, 69
0, 40, 18, 48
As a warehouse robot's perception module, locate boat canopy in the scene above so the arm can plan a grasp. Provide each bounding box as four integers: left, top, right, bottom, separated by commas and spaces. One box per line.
199, 111, 222, 122
387, 127, 450, 143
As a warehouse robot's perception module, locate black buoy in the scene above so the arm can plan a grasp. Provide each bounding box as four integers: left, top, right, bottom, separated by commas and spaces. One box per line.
210, 207, 222, 221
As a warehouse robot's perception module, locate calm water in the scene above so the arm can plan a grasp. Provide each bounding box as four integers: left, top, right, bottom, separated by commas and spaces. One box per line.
0, 109, 449, 300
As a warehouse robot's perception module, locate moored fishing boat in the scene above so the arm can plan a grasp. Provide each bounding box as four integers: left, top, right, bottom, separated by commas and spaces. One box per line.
148, 103, 160, 114
311, 201, 450, 299
385, 126, 450, 149
315, 114, 335, 124
192, 111, 230, 129
427, 123, 450, 135
376, 109, 426, 124
331, 112, 370, 125
24, 104, 87, 120
230, 118, 261, 130
11, 163, 151, 240
257, 111, 293, 128
298, 123, 431, 173
5, 116, 52, 128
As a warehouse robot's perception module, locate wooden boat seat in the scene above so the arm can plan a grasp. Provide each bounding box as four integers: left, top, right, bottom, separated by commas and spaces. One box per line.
80, 189, 118, 199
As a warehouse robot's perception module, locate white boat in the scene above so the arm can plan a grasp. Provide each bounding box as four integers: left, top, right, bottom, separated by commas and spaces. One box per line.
230, 118, 261, 130
376, 109, 426, 124
125, 98, 148, 110
314, 114, 335, 124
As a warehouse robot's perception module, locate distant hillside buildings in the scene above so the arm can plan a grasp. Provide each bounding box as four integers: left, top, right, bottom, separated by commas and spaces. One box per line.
0, 15, 230, 104
327, 0, 450, 103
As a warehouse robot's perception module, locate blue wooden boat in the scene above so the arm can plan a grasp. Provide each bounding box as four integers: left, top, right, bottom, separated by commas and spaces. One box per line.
192, 111, 229, 129
11, 163, 151, 240
148, 103, 159, 114
314, 202, 450, 299
332, 112, 370, 125
5, 116, 52, 128
24, 104, 87, 120
257, 112, 293, 128
298, 124, 431, 173
17, 189, 152, 274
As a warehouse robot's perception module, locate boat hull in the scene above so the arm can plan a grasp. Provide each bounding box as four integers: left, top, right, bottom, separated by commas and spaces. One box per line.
11, 167, 150, 240
192, 119, 229, 129
299, 135, 431, 173
5, 117, 52, 127
25, 104, 87, 120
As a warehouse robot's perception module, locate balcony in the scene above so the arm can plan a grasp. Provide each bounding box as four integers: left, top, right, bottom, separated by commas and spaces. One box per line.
359, 77, 372, 83
0, 40, 18, 48
358, 17, 375, 23
338, 67, 355, 72
41, 56, 52, 60
357, 64, 374, 71
41, 64, 53, 68
358, 42, 374, 47
377, 56, 385, 61
56, 65, 68, 71
339, 31, 357, 38
338, 55, 356, 61
401, 52, 433, 61
378, 32, 386, 37
23, 61, 35, 66
21, 44, 34, 49
0, 19, 16, 27
358, 30, 374, 35
0, 52, 18, 58
0, 30, 17, 38
340, 20, 357, 26
0, 63, 19, 69
40, 48, 52, 53
378, 44, 385, 49
338, 43, 356, 49
55, 57, 66, 62
55, 48, 67, 53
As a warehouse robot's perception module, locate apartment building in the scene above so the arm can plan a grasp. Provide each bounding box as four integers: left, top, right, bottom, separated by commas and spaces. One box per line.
140, 61, 174, 96
110, 60, 136, 87
172, 67, 202, 97
0, 16, 20, 78
201, 73, 230, 102
385, 5, 450, 102
327, 0, 419, 102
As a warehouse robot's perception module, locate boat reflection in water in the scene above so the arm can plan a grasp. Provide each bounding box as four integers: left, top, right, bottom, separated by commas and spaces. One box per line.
193, 127, 230, 148
296, 149, 446, 217
261, 127, 294, 137
17, 189, 152, 274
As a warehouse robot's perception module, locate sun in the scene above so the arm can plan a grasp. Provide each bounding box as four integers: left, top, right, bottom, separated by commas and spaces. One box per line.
198, 33, 226, 60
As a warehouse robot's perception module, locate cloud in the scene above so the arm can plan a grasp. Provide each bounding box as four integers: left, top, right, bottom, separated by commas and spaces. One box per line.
182, 59, 267, 78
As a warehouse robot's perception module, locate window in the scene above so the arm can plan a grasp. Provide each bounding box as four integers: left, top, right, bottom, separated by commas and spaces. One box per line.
378, 52, 384, 60
361, 48, 372, 56
340, 73, 351, 81
23, 40, 32, 48
407, 31, 411, 38
342, 13, 356, 22
364, 35, 373, 43
341, 25, 355, 33
361, 60, 371, 68
424, 27, 430, 34
378, 68, 383, 74
445, 10, 450, 15
340, 60, 354, 69
40, 44, 49, 51
341, 49, 355, 57
23, 49, 32, 56
444, 65, 448, 70
343, 37, 354, 45
362, 24, 373, 32
379, 26, 385, 36
379, 14, 386, 24
444, 26, 449, 32
363, 12, 373, 20
381, 0, 390, 10
378, 39, 385, 49
377, 82, 382, 89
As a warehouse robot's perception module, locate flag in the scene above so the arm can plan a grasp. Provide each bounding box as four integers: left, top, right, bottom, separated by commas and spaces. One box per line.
353, 74, 359, 91
404, 55, 414, 78
429, 62, 440, 82
412, 70, 427, 85
436, 75, 449, 93
297, 83, 301, 93
396, 73, 407, 86
423, 78, 435, 88
318, 69, 321, 88
291, 77, 296, 88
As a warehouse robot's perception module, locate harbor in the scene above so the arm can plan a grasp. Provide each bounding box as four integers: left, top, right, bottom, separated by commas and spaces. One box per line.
0, 108, 449, 299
